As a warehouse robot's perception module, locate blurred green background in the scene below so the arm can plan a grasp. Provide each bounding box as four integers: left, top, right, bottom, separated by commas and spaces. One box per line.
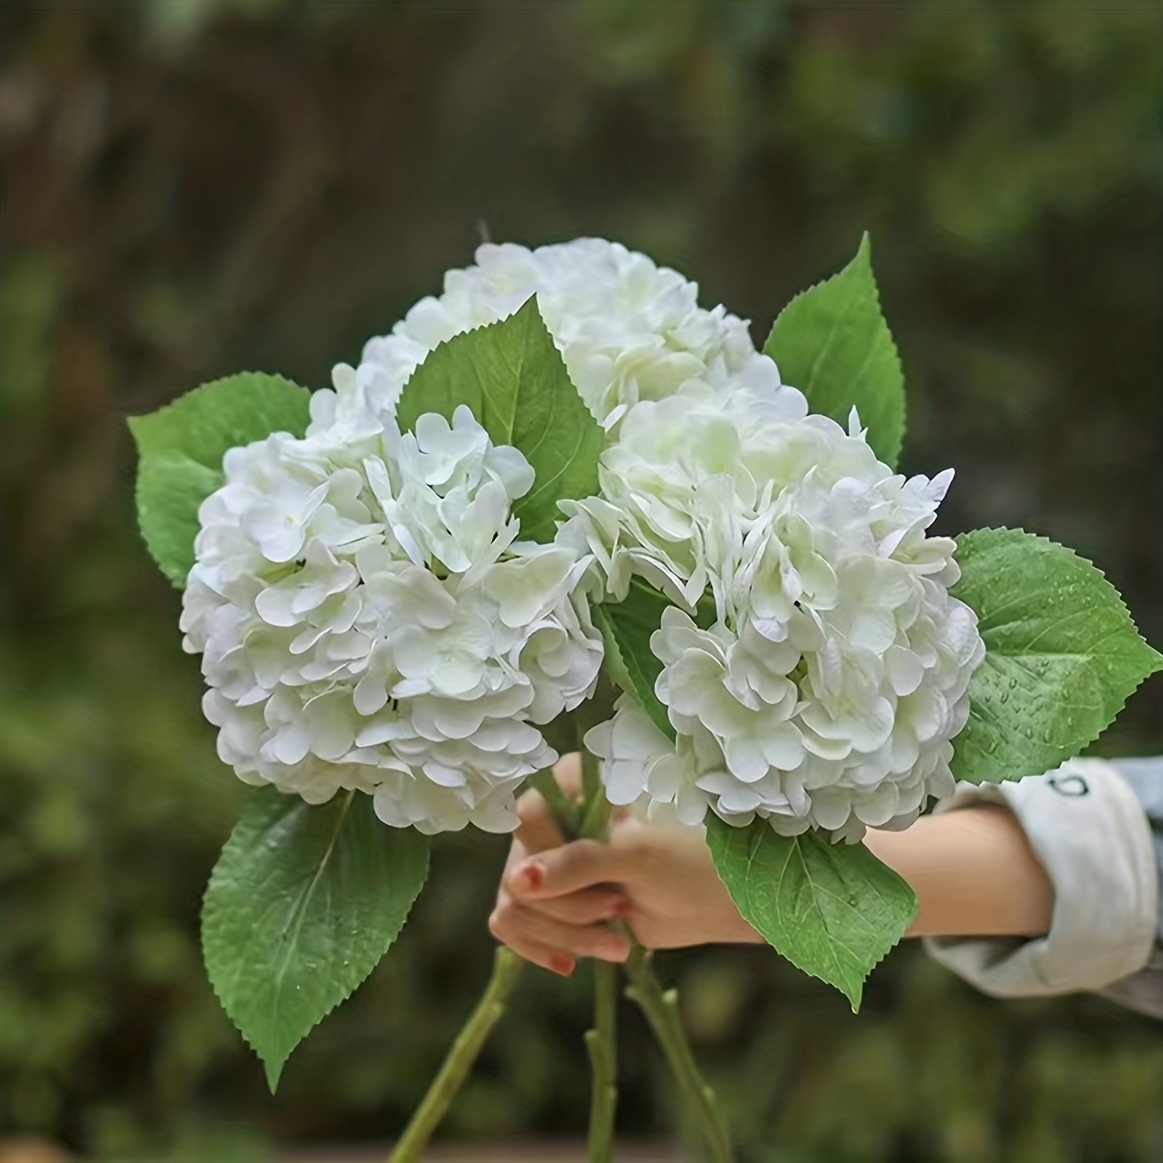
2, 2, 1161, 1161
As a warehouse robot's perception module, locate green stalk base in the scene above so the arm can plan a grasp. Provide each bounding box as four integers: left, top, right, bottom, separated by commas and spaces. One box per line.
386, 945, 524, 1163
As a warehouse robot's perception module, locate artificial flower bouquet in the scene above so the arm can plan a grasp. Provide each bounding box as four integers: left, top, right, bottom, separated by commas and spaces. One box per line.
131, 236, 1161, 1162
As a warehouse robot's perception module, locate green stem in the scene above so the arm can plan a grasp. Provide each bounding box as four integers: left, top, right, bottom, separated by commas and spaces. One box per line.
530, 765, 581, 839
585, 959, 619, 1163
387, 735, 731, 1163
386, 945, 524, 1163
623, 943, 734, 1163
576, 737, 730, 1159
579, 741, 601, 810
577, 739, 618, 1161
579, 744, 610, 841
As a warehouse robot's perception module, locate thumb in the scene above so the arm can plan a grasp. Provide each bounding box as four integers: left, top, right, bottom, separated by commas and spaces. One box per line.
507, 839, 628, 900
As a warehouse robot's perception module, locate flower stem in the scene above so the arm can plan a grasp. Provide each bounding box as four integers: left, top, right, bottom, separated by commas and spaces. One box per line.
530, 764, 581, 839
577, 737, 731, 1160
577, 741, 618, 1161
386, 945, 524, 1163
585, 959, 619, 1163
623, 943, 734, 1163
579, 744, 611, 842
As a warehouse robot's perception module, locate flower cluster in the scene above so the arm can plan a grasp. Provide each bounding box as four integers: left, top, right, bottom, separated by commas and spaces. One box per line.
578, 386, 985, 842
181, 406, 602, 834
308, 238, 800, 433
181, 234, 985, 843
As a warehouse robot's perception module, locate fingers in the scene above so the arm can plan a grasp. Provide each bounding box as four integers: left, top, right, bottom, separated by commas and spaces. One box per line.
513, 790, 567, 856
493, 756, 640, 976
489, 896, 631, 975
505, 839, 629, 901
519, 885, 631, 927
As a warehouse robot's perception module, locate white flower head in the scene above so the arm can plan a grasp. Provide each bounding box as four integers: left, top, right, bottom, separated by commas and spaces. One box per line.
182, 404, 602, 833
580, 386, 985, 843
310, 238, 806, 433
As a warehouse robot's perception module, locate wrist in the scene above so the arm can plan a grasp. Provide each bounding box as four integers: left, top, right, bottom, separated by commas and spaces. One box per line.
864, 806, 1053, 939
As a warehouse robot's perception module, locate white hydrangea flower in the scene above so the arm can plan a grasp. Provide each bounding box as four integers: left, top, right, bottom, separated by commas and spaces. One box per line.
579, 390, 985, 842
182, 404, 603, 834
309, 238, 805, 433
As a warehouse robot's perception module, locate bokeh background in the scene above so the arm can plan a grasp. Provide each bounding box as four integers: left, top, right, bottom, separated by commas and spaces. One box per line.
2, 2, 1161, 1161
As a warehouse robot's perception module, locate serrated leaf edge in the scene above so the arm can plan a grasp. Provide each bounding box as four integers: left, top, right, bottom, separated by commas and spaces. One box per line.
130, 372, 312, 588
394, 297, 601, 544
764, 232, 906, 468
955, 526, 1163, 678
200, 790, 430, 1090
706, 819, 916, 1012
951, 526, 1163, 784
128, 371, 311, 457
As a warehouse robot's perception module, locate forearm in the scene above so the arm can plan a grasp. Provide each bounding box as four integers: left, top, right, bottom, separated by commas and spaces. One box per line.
864, 806, 1053, 939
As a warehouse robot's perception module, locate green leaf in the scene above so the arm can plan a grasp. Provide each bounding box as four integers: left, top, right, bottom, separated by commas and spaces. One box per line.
706, 817, 917, 1010
129, 372, 312, 587
592, 580, 675, 740
202, 787, 429, 1091
951, 527, 1163, 784
395, 297, 604, 542
764, 233, 906, 468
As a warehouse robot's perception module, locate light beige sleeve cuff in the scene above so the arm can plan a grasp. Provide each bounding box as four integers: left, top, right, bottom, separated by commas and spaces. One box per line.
924, 758, 1158, 997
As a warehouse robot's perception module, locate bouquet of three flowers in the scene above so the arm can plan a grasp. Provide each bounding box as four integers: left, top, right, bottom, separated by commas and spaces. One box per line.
132, 237, 1161, 1160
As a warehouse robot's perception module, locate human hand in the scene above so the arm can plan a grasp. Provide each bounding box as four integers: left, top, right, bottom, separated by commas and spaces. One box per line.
490, 753, 1055, 978
489, 753, 764, 976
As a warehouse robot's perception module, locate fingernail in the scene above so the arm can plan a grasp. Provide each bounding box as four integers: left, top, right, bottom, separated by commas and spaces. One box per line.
549, 954, 575, 977
517, 862, 543, 892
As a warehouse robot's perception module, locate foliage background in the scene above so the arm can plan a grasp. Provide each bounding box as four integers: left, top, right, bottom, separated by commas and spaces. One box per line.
1, 2, 1160, 1160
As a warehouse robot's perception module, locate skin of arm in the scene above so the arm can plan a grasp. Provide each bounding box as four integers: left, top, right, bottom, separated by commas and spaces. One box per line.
489, 755, 1055, 976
